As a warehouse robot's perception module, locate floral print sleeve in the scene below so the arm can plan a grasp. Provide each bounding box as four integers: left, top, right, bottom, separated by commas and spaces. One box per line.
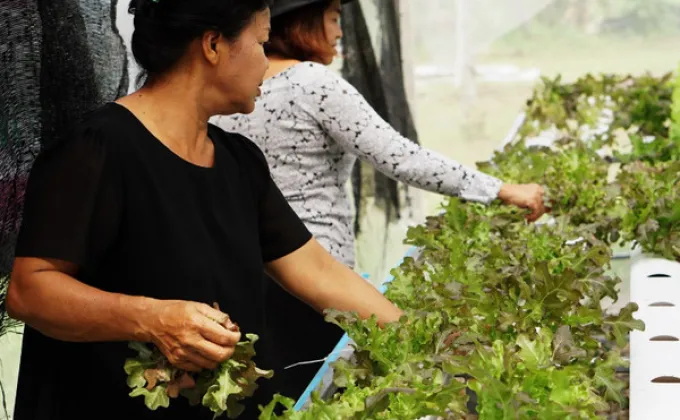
295, 63, 503, 204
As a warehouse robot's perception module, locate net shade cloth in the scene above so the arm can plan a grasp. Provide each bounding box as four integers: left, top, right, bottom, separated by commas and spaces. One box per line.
341, 0, 419, 233
0, 0, 128, 334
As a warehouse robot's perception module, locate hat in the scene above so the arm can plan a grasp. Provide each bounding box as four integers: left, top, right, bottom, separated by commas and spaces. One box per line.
271, 0, 355, 18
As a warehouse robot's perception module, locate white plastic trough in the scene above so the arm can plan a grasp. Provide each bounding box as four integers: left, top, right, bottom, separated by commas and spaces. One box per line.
630, 256, 680, 419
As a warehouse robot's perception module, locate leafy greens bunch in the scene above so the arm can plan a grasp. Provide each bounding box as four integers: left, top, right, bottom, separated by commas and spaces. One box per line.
124, 304, 272, 419
261, 200, 643, 419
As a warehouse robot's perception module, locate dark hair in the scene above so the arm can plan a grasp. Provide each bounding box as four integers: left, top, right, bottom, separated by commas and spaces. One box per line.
128, 0, 270, 81
266, 0, 335, 62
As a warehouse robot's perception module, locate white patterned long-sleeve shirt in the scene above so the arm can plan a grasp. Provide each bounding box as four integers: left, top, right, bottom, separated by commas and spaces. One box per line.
212, 62, 502, 268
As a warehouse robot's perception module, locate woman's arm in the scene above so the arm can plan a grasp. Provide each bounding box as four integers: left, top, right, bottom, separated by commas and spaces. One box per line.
298, 65, 500, 202
9, 257, 154, 342
265, 239, 402, 325
8, 257, 240, 372
298, 64, 545, 219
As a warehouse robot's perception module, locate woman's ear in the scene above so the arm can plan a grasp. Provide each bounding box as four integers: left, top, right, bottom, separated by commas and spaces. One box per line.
202, 31, 223, 65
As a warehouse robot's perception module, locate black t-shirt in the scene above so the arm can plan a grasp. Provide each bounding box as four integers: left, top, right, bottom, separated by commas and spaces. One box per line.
12, 103, 312, 420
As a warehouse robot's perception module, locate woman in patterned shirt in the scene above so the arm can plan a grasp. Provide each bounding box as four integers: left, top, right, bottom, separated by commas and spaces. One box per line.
212, 0, 547, 401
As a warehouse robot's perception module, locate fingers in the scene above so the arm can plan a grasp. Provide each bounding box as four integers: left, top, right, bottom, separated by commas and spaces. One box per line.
183, 349, 220, 371
195, 304, 239, 330
195, 314, 242, 347
165, 346, 216, 372
525, 206, 538, 221
192, 338, 238, 363
532, 202, 546, 220
526, 209, 541, 222
166, 345, 222, 371
524, 195, 545, 222
527, 184, 546, 221
191, 304, 241, 360
195, 304, 228, 323
163, 337, 236, 372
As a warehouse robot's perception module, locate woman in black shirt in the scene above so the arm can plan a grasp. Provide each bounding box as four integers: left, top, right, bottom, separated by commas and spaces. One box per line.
6, 1, 401, 419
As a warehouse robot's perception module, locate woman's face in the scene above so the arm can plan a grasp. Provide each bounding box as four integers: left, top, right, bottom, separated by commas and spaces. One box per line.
215, 8, 271, 114
322, 0, 343, 64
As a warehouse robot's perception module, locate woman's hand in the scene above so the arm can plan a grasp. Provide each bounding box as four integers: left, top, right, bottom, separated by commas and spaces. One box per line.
498, 183, 547, 222
140, 300, 241, 372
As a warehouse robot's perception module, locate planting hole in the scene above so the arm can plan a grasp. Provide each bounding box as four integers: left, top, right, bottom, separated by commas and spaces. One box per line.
650, 335, 680, 342
648, 273, 671, 278
649, 302, 675, 307
652, 376, 680, 384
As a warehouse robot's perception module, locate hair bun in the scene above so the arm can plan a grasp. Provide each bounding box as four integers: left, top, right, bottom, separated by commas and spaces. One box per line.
129, 0, 270, 83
